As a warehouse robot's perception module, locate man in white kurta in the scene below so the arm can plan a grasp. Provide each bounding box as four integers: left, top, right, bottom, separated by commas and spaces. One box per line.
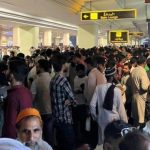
84, 57, 107, 105
90, 66, 127, 145
90, 83, 127, 144
84, 57, 107, 149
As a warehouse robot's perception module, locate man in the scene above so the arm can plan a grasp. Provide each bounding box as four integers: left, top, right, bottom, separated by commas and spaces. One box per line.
16, 108, 53, 150
103, 120, 132, 150
27, 56, 45, 88
121, 63, 133, 121
125, 52, 132, 63
74, 53, 86, 66
131, 56, 150, 126
84, 56, 107, 105
73, 64, 88, 143
96, 56, 107, 74
84, 56, 107, 149
31, 59, 53, 146
119, 131, 150, 150
90, 65, 127, 144
130, 57, 137, 73
2, 59, 32, 138
50, 54, 76, 150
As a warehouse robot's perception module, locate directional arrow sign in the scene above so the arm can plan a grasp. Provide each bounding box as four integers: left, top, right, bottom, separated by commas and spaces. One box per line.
81, 9, 136, 21
83, 14, 89, 19
82, 13, 90, 20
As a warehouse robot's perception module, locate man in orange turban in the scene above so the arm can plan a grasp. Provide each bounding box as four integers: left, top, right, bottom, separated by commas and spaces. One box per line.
16, 108, 53, 150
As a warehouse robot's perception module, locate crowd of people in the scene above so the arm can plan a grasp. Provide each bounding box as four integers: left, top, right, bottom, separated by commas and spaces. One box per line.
0, 45, 150, 150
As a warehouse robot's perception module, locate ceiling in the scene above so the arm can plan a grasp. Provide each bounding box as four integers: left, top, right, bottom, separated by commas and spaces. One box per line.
0, 0, 149, 37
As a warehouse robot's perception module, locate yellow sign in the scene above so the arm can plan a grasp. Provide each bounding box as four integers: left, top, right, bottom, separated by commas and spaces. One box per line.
129, 32, 144, 36
81, 9, 136, 20
109, 30, 129, 43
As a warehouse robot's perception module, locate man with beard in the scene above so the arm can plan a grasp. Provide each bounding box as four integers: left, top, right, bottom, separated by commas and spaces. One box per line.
2, 59, 32, 138
16, 108, 53, 150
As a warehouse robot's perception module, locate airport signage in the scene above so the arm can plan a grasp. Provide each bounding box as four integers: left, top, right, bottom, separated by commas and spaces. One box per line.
129, 32, 144, 36
145, 0, 150, 3
109, 30, 129, 43
81, 9, 136, 21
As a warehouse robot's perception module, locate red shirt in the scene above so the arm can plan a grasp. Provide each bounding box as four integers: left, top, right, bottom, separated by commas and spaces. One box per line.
2, 85, 32, 138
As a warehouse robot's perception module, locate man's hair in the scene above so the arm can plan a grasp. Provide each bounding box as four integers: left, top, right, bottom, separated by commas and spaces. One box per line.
76, 64, 85, 72
10, 51, 15, 56
9, 60, 28, 82
85, 56, 97, 67
38, 59, 50, 72
46, 48, 52, 57
147, 58, 150, 68
104, 120, 131, 143
95, 56, 106, 65
0, 62, 8, 73
137, 56, 146, 65
130, 57, 137, 64
17, 53, 25, 59
124, 63, 132, 70
2, 55, 10, 62
119, 131, 150, 150
74, 53, 82, 59
51, 54, 66, 72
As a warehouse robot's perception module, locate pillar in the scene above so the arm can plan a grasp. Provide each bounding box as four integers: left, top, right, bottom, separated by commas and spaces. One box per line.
13, 26, 39, 55
63, 33, 70, 46
43, 30, 52, 46
77, 24, 99, 48
0, 35, 7, 46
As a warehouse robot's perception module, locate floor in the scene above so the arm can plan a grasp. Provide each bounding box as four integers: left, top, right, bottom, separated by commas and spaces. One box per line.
95, 145, 103, 150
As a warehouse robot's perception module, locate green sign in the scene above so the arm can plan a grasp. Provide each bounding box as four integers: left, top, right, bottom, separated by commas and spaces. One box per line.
81, 9, 136, 20
109, 30, 129, 43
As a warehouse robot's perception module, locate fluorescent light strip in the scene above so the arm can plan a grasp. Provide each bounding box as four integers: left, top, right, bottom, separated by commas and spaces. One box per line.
0, 7, 78, 30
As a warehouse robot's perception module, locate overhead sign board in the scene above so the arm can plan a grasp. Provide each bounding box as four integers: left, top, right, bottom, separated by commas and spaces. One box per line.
109, 30, 129, 43
129, 32, 144, 36
145, 0, 150, 3
81, 9, 136, 21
